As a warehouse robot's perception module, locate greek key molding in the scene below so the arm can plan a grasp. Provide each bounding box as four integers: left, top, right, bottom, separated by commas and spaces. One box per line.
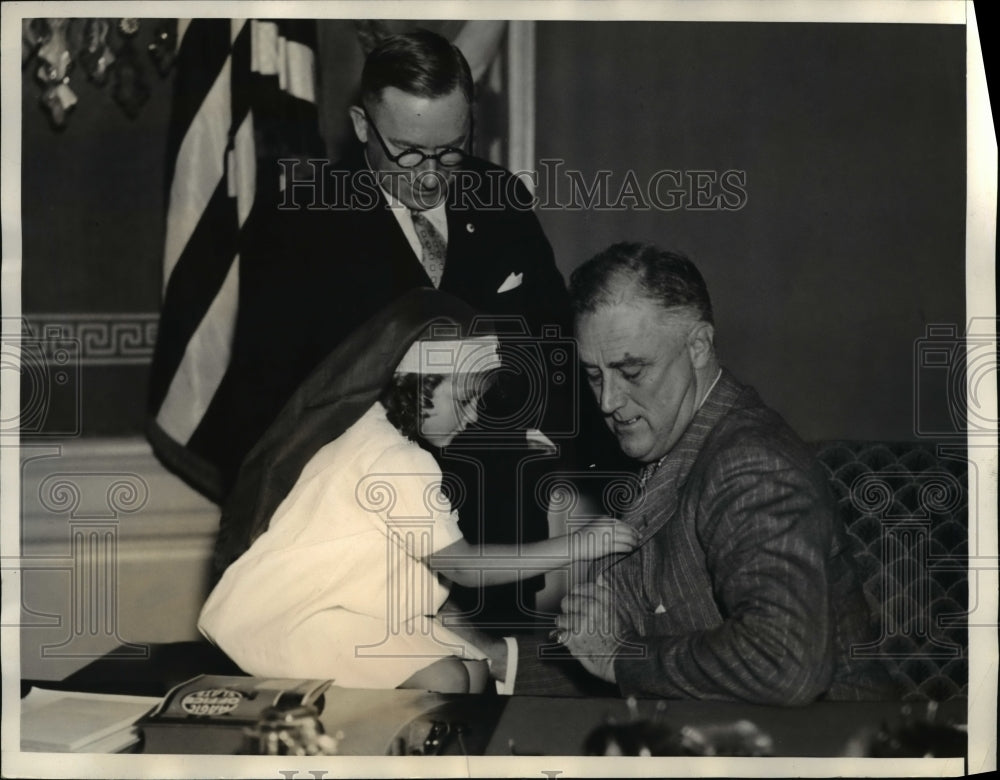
20, 313, 158, 365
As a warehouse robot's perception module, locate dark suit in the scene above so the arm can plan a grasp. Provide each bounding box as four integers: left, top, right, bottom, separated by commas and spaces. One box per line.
513, 370, 896, 702
197, 148, 588, 623
199, 148, 573, 493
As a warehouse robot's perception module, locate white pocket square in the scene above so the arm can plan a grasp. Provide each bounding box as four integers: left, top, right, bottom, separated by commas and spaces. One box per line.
497, 272, 523, 293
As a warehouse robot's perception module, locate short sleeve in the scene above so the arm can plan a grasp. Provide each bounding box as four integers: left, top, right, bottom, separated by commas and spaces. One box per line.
364, 441, 465, 555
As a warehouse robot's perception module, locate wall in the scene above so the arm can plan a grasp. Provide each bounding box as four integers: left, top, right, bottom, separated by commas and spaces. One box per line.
13, 19, 517, 670
19, 21, 966, 443
19, 440, 219, 680
17, 21, 194, 680
20, 20, 175, 437
16, 19, 508, 439
534, 22, 967, 442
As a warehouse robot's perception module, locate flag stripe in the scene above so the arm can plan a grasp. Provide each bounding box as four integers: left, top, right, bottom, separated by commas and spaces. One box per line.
229, 22, 256, 221
163, 60, 232, 285
271, 19, 316, 47
250, 21, 317, 104
155, 260, 240, 444
274, 20, 317, 106
230, 21, 253, 132
156, 20, 255, 445
165, 20, 232, 190
149, 18, 323, 500
250, 20, 280, 76
147, 182, 239, 414
230, 116, 257, 224
279, 40, 316, 103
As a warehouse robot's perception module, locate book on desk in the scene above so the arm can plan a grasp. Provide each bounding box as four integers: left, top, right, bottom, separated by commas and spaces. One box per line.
20, 688, 160, 753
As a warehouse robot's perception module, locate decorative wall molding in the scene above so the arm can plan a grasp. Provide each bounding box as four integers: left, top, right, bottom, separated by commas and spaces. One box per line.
20, 313, 158, 366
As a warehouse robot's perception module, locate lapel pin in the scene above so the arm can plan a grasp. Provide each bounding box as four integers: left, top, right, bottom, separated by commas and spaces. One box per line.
466, 223, 475, 233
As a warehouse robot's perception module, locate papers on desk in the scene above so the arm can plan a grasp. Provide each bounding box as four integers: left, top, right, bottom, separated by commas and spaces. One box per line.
20, 687, 160, 753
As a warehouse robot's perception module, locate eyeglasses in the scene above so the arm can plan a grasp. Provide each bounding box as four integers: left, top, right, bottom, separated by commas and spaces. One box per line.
364, 110, 469, 169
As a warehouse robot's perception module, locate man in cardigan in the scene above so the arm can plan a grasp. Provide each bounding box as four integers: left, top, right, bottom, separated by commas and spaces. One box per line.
462, 242, 894, 702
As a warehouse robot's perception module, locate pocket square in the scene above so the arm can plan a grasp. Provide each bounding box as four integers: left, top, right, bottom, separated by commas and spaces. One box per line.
497, 272, 523, 293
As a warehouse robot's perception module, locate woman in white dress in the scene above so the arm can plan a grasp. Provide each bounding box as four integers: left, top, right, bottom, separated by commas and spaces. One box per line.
200, 289, 636, 692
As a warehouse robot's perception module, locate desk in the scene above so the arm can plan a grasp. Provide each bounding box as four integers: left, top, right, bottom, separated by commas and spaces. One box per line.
131, 691, 965, 756
484, 696, 967, 756
22, 685, 965, 757
310, 688, 965, 757
23, 644, 967, 757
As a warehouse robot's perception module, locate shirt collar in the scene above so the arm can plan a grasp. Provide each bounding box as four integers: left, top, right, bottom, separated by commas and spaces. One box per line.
698, 368, 724, 410
380, 184, 447, 221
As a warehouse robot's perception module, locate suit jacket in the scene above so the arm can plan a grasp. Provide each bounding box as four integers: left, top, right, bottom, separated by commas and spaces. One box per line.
514, 369, 896, 703
194, 147, 573, 495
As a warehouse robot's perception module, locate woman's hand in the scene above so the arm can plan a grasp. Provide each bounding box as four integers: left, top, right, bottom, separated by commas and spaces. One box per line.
568, 517, 639, 561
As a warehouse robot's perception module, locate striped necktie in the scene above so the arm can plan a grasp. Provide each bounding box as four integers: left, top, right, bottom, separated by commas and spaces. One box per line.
410, 209, 447, 287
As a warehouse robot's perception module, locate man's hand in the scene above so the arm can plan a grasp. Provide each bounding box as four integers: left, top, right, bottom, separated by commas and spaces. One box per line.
553, 580, 619, 683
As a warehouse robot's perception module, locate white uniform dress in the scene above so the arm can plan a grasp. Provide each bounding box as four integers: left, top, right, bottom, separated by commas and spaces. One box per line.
198, 402, 483, 688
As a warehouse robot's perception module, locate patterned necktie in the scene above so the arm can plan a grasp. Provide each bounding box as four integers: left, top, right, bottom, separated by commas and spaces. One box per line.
410, 210, 447, 288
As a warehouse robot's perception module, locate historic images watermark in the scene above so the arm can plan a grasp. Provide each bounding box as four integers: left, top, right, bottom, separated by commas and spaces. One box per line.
344, 320, 647, 657
843, 319, 998, 685
354, 472, 644, 657
1, 318, 82, 439
275, 159, 748, 213
4, 465, 151, 661
913, 318, 998, 440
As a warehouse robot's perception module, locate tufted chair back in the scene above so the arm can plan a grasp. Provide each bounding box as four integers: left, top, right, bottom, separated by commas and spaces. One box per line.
813, 441, 968, 701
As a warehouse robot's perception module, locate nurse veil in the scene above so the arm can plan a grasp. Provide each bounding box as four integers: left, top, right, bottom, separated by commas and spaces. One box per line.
213, 287, 493, 576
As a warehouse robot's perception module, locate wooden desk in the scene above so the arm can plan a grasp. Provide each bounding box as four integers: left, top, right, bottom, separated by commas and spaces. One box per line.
23, 643, 967, 757
484, 696, 967, 757
264, 686, 967, 757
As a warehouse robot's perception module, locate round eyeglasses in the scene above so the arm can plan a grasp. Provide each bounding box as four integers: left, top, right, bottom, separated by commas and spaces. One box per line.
364, 110, 468, 169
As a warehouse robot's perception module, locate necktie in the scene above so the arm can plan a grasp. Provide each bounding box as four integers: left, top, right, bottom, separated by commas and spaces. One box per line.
410, 210, 447, 287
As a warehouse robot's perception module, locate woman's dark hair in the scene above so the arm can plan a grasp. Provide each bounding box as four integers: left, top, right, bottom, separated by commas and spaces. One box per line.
380, 369, 499, 442
380, 372, 445, 442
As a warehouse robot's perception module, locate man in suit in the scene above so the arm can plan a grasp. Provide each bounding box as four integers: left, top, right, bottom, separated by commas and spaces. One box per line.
460, 242, 895, 702
209, 30, 571, 487
208, 30, 589, 623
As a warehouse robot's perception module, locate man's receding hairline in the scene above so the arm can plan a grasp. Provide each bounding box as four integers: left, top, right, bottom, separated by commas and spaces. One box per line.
578, 277, 706, 326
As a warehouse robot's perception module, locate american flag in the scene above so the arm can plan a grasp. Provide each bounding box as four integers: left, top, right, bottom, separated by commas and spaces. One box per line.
146, 19, 323, 502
